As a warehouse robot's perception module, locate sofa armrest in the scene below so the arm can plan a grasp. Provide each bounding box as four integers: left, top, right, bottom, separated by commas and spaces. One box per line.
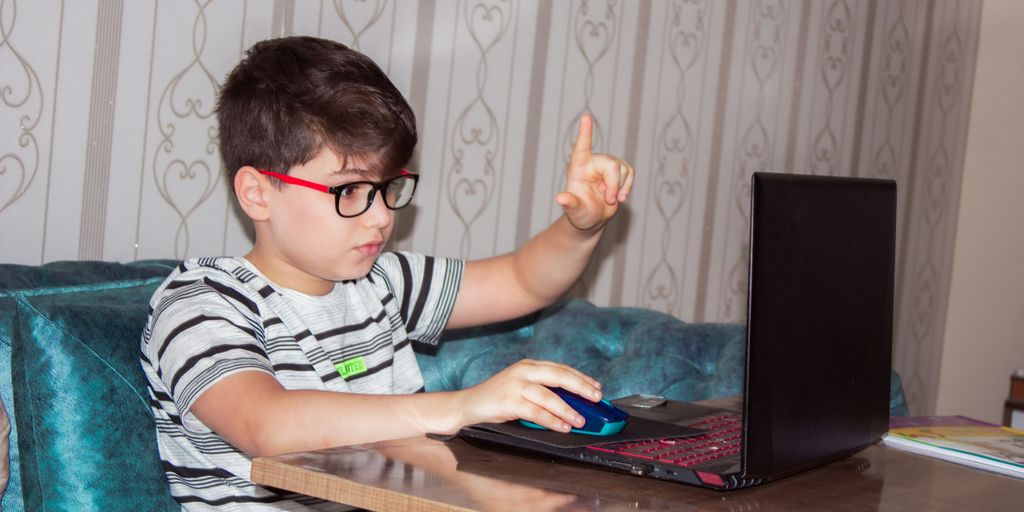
0, 260, 180, 512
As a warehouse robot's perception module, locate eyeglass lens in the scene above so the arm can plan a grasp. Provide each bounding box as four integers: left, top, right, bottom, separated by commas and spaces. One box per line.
336, 175, 417, 217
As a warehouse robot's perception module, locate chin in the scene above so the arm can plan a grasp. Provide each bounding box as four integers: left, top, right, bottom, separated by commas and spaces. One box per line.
335, 260, 377, 282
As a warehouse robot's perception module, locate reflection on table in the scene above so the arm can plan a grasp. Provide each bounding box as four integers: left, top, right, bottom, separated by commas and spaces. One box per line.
258, 434, 892, 511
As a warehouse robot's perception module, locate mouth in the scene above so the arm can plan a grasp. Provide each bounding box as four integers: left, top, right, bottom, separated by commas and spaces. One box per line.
355, 241, 384, 256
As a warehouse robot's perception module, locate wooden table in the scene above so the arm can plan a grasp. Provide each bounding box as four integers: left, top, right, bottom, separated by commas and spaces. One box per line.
252, 432, 1024, 511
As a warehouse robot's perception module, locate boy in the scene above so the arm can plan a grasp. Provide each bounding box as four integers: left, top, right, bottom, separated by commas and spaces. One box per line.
141, 36, 634, 510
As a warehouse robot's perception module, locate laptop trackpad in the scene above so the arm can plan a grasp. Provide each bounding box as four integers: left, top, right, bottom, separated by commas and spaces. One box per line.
464, 416, 702, 449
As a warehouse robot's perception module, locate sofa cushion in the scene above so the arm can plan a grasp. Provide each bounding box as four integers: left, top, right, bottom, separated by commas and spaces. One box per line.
11, 279, 178, 512
0, 260, 177, 511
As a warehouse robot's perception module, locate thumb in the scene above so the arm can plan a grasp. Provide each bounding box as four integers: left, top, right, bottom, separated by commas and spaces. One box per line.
556, 191, 580, 211
569, 113, 593, 168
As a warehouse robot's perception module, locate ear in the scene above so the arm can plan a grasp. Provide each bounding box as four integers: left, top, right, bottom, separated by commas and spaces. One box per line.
235, 166, 271, 221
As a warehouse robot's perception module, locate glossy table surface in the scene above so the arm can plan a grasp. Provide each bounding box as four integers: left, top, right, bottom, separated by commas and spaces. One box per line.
252, 432, 1024, 511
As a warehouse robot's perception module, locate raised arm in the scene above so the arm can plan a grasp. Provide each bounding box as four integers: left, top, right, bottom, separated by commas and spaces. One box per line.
446, 113, 635, 329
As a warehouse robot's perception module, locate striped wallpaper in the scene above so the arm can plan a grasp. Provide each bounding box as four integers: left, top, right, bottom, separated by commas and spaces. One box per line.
0, 0, 982, 415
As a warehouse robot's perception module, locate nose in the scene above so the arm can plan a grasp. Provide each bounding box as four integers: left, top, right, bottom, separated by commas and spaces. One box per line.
360, 190, 393, 229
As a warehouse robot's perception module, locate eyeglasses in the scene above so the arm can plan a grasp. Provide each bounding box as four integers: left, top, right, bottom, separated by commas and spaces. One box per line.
257, 169, 419, 218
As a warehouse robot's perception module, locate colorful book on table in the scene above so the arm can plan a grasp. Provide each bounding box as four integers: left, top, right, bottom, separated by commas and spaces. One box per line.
884, 415, 1024, 479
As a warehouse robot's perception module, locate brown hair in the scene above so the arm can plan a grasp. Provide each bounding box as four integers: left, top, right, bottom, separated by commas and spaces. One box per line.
216, 36, 417, 188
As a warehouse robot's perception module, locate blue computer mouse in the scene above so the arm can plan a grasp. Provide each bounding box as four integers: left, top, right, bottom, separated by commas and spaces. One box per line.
519, 387, 629, 436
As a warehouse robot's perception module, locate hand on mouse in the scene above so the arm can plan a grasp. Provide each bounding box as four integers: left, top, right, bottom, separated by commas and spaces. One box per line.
520, 386, 629, 435
451, 359, 603, 433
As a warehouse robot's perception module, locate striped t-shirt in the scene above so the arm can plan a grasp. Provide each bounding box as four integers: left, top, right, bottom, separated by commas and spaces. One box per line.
140, 252, 463, 511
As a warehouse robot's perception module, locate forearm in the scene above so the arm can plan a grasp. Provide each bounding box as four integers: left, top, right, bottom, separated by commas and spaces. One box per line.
192, 373, 469, 457
253, 389, 466, 455
510, 215, 604, 305
448, 215, 604, 328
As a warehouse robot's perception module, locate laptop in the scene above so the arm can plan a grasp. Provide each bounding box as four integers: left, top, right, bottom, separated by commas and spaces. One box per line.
458, 171, 897, 490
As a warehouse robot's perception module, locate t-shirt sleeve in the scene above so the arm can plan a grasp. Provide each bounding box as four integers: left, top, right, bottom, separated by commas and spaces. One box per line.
369, 251, 464, 346
144, 275, 274, 429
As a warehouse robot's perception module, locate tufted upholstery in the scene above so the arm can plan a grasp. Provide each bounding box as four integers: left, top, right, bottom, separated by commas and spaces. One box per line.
419, 300, 747, 401
418, 299, 910, 416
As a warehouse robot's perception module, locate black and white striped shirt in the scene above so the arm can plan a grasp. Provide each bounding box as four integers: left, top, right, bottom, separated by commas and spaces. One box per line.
140, 252, 463, 510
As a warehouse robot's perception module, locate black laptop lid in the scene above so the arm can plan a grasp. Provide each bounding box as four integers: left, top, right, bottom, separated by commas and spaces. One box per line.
742, 172, 896, 479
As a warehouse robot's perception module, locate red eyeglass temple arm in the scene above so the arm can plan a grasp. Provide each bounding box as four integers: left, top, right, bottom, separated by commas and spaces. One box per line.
256, 169, 415, 193
256, 170, 329, 192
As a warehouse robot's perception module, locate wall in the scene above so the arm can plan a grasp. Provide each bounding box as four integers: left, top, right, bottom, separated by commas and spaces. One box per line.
0, 0, 983, 414
936, 0, 1024, 424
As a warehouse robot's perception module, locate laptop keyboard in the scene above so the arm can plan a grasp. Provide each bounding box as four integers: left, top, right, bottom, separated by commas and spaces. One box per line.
586, 413, 742, 468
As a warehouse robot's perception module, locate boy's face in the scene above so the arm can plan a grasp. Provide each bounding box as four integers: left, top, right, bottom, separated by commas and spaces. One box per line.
256, 147, 396, 293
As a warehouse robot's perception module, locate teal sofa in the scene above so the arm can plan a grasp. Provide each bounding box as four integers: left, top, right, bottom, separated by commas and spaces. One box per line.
0, 259, 909, 511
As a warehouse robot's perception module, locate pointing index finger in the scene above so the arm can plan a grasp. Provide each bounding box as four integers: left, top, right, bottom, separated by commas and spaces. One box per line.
570, 113, 594, 167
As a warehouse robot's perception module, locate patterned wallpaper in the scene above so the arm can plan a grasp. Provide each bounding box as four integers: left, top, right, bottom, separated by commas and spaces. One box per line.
0, 0, 982, 415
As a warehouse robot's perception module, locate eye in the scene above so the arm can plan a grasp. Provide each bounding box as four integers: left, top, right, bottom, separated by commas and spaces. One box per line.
337, 184, 360, 199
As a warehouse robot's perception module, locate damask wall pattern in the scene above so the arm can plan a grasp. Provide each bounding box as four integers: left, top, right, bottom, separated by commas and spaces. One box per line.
0, 0, 982, 415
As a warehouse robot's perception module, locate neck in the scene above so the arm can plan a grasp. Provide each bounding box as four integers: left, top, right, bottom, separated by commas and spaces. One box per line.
244, 245, 335, 296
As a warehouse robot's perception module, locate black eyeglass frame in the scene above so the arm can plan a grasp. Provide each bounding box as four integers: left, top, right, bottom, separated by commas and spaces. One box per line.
257, 169, 419, 218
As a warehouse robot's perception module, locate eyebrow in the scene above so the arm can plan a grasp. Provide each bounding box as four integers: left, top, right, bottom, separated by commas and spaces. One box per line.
332, 166, 405, 181
328, 167, 373, 180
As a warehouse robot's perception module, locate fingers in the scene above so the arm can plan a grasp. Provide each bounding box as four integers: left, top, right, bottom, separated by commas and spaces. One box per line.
602, 160, 622, 204
518, 359, 602, 399
619, 160, 635, 202
514, 361, 603, 432
564, 113, 635, 208
569, 113, 594, 169
593, 155, 635, 205
530, 359, 602, 391
522, 386, 585, 432
466, 359, 604, 433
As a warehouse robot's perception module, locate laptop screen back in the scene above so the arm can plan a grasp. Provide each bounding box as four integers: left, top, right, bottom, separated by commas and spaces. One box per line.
742, 172, 896, 479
